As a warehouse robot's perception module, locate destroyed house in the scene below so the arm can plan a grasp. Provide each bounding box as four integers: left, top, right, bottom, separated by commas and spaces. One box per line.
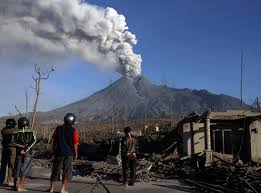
177, 110, 261, 165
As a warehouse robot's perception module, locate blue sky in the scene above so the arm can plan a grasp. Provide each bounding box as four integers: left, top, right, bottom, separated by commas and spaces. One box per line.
86, 0, 261, 102
0, 0, 260, 115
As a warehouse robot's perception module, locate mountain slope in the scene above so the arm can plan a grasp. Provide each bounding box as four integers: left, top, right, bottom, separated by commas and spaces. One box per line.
47, 76, 246, 120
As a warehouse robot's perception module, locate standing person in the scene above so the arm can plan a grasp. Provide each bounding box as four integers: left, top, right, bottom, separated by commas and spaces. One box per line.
0, 119, 17, 185
121, 127, 138, 186
13, 117, 37, 192
48, 113, 79, 193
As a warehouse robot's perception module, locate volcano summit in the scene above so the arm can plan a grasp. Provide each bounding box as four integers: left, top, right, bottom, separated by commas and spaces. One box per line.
46, 76, 246, 121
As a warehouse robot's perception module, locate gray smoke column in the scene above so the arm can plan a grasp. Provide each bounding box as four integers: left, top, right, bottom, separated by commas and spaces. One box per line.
0, 0, 142, 78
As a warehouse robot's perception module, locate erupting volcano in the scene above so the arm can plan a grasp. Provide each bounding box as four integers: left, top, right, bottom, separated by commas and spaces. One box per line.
46, 75, 246, 121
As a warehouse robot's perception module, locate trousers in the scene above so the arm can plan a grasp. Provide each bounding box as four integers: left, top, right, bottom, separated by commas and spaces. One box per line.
122, 157, 136, 183
0, 147, 16, 184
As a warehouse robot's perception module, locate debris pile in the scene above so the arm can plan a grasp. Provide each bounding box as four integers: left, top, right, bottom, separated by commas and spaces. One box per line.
186, 164, 261, 193
30, 128, 261, 193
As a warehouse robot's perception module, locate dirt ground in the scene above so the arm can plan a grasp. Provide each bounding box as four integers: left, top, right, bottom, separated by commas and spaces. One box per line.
0, 167, 196, 193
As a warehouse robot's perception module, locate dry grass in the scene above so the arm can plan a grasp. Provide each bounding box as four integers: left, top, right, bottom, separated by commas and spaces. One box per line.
31, 116, 181, 143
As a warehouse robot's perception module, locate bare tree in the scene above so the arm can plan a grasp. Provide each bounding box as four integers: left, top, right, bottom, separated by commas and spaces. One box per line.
258, 97, 261, 112
252, 97, 261, 112
240, 48, 245, 109
30, 64, 54, 129
170, 102, 173, 131
14, 105, 22, 117
110, 97, 117, 134
25, 88, 29, 118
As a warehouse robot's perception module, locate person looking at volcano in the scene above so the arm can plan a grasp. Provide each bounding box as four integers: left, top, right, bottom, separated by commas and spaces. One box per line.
121, 126, 138, 186
48, 113, 79, 193
0, 118, 17, 186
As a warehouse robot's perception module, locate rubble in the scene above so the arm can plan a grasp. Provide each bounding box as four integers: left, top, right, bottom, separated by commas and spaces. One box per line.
185, 163, 261, 193
30, 123, 261, 193
30, 150, 261, 192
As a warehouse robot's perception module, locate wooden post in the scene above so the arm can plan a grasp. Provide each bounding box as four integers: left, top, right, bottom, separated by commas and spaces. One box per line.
213, 130, 216, 152
190, 122, 194, 155
205, 117, 213, 166
240, 49, 244, 109
222, 130, 225, 154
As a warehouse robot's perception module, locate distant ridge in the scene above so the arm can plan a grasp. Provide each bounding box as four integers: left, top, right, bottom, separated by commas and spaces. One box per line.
45, 75, 248, 121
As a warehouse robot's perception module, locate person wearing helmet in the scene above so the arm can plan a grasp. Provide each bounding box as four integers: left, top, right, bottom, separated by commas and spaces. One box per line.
0, 119, 17, 185
121, 126, 138, 186
48, 113, 79, 193
12, 117, 36, 192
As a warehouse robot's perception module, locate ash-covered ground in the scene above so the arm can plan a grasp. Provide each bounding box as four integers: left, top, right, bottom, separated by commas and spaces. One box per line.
0, 154, 195, 193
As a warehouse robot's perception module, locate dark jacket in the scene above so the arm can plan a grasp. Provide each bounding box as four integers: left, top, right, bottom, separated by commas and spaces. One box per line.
12, 127, 37, 154
1, 127, 15, 147
53, 125, 76, 157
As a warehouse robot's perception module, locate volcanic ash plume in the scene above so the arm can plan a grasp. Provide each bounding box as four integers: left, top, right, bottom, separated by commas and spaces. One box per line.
0, 0, 142, 78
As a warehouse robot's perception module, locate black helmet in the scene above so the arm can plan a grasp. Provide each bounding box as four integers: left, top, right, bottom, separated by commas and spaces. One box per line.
124, 126, 132, 134
18, 117, 30, 129
64, 113, 76, 125
6, 119, 16, 128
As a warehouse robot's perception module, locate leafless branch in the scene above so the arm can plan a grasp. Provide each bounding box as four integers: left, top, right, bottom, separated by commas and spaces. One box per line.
30, 64, 54, 129
32, 75, 37, 82
14, 105, 22, 117
25, 88, 29, 118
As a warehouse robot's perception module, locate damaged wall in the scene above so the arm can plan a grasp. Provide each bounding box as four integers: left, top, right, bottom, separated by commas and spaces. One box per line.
177, 111, 261, 164
250, 120, 261, 163
179, 122, 204, 156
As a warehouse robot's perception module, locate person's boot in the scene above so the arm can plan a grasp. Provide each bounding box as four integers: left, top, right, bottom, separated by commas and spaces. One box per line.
12, 178, 17, 190
0, 170, 5, 184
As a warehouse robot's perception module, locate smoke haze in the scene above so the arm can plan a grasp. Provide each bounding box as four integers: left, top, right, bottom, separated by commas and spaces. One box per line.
0, 0, 142, 78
